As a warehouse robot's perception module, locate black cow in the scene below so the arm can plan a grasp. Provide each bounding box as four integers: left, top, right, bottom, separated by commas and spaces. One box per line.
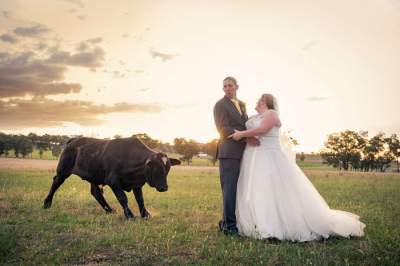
43, 137, 181, 219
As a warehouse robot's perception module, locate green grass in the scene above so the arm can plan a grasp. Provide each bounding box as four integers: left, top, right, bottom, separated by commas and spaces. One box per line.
296, 160, 333, 170
0, 168, 399, 265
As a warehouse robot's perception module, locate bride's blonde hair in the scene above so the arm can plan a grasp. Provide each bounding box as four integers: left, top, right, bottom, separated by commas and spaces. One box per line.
260, 94, 275, 110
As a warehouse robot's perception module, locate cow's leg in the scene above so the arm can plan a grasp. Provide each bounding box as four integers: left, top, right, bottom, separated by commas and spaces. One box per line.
133, 187, 151, 219
109, 185, 134, 219
90, 184, 114, 213
43, 174, 69, 209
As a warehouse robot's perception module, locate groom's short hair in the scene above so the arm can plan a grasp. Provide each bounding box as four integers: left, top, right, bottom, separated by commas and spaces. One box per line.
223, 76, 238, 87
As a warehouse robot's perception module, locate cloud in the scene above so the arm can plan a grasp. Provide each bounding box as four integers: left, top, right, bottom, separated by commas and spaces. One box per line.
60, 0, 84, 8
0, 51, 84, 97
149, 48, 178, 62
35, 42, 48, 51
387, 0, 400, 11
1, 11, 11, 18
77, 15, 87, 20
86, 37, 102, 44
0, 44, 105, 98
0, 98, 164, 128
301, 41, 317, 51
112, 70, 126, 79
307, 96, 328, 102
121, 33, 129, 38
76, 37, 103, 51
0, 33, 17, 43
46, 47, 105, 69
13, 24, 51, 37
67, 8, 78, 13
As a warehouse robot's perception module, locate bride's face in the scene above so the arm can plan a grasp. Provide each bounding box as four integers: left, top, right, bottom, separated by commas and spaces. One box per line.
255, 98, 267, 113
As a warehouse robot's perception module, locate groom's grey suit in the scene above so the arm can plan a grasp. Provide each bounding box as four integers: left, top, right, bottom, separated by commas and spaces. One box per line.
213, 96, 248, 232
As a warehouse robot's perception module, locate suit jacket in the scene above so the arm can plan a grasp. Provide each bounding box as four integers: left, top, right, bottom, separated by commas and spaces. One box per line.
213, 96, 248, 159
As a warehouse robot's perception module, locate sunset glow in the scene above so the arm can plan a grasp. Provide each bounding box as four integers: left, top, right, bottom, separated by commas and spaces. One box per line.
1, 0, 399, 152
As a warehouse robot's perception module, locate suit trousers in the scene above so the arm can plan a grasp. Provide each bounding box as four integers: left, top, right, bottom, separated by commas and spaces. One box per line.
219, 158, 241, 230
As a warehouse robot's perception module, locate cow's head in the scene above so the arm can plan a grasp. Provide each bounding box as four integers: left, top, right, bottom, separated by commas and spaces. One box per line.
145, 152, 181, 192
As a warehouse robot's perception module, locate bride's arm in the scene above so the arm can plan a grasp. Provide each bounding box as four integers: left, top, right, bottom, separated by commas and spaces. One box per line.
231, 111, 279, 140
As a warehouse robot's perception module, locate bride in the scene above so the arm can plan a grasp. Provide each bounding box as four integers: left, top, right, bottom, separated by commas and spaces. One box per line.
230, 94, 365, 242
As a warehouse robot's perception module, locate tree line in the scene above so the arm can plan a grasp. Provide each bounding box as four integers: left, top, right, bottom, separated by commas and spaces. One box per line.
0, 133, 70, 159
131, 134, 218, 165
320, 130, 400, 172
0, 132, 219, 165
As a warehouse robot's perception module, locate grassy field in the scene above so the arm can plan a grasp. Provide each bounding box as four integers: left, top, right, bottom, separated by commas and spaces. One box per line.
1, 167, 399, 265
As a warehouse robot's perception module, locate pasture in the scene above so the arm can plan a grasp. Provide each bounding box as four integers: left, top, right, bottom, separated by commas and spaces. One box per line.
0, 160, 399, 265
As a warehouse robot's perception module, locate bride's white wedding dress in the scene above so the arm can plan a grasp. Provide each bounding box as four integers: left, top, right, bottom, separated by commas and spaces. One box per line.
236, 113, 365, 241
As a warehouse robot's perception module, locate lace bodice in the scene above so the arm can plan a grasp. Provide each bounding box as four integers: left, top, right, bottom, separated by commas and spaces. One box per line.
246, 114, 280, 136
245, 114, 281, 149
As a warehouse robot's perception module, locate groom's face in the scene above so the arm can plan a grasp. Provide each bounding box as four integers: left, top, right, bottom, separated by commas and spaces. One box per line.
223, 80, 238, 98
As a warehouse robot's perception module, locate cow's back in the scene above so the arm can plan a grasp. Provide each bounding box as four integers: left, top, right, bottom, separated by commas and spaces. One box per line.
60, 137, 153, 185
72, 138, 109, 180
102, 138, 153, 175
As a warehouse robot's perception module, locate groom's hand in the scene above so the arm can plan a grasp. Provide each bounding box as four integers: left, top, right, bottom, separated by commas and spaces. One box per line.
246, 137, 260, 146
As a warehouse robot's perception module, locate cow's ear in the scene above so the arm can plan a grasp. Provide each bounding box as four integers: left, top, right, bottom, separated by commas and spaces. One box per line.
169, 158, 181, 166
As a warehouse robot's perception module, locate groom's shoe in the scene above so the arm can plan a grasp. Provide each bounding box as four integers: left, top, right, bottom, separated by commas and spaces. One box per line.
223, 226, 239, 236
224, 227, 239, 237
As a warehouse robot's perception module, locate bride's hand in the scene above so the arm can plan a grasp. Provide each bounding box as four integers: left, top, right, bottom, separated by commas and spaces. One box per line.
229, 131, 243, 141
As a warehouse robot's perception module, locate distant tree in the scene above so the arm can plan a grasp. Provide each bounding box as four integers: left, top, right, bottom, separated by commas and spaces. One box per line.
114, 134, 123, 139
27, 132, 39, 142
0, 133, 7, 156
51, 145, 62, 158
173, 138, 200, 165
321, 130, 367, 170
36, 141, 50, 159
2, 134, 12, 157
299, 152, 306, 162
10, 135, 21, 158
362, 133, 393, 172
18, 136, 33, 158
204, 139, 218, 166
132, 133, 161, 149
158, 142, 174, 153
386, 134, 400, 172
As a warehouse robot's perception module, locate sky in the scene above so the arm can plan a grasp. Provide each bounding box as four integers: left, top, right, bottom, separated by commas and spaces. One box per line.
0, 0, 399, 152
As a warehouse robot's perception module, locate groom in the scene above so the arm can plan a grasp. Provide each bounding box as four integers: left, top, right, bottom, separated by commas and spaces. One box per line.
213, 76, 258, 235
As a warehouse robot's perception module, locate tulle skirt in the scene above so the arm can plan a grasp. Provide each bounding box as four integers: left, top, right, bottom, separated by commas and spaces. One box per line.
236, 144, 365, 242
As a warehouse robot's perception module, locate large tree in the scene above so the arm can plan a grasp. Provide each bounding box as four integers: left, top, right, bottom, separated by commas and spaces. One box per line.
386, 134, 400, 172
203, 139, 218, 166
320, 130, 367, 170
132, 133, 161, 149
173, 138, 200, 165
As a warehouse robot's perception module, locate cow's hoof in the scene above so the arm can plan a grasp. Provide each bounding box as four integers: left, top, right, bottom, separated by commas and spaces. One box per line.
141, 210, 151, 219
43, 200, 52, 209
104, 207, 114, 214
124, 209, 135, 219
